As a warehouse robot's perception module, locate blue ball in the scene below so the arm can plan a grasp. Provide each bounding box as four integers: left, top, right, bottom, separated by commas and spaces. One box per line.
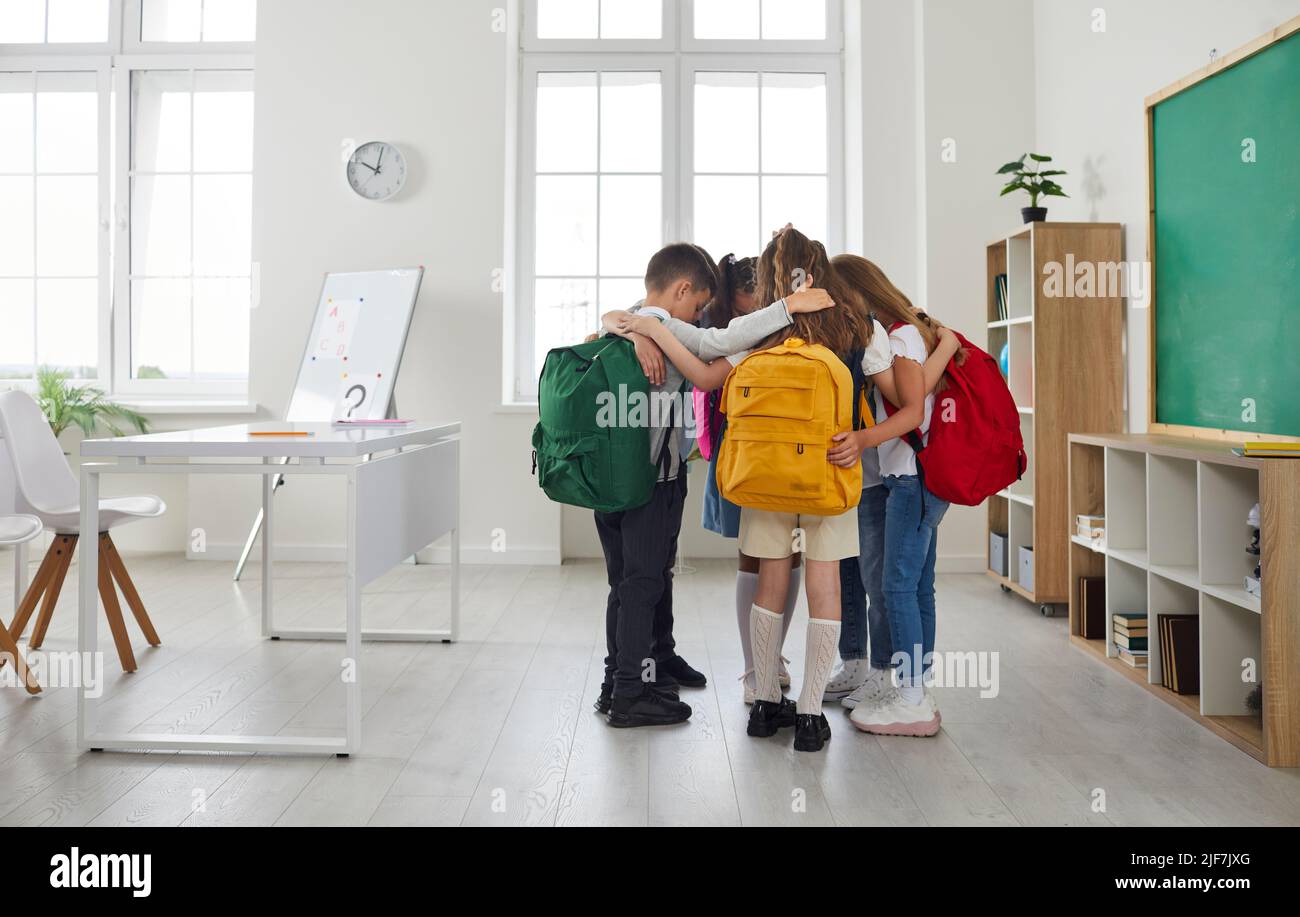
999, 342, 1010, 377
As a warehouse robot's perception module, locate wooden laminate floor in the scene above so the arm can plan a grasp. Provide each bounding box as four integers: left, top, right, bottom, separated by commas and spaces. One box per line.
1, 553, 1297, 827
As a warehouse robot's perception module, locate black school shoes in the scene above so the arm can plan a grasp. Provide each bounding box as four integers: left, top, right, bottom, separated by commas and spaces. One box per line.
606, 687, 693, 728
594, 681, 679, 715
658, 655, 707, 688
746, 697, 797, 737
793, 713, 832, 752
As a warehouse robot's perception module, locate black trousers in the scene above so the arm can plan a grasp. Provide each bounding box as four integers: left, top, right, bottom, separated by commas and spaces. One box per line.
594, 473, 687, 697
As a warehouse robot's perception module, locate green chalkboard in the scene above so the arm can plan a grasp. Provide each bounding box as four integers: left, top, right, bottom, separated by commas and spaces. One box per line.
1151, 28, 1300, 437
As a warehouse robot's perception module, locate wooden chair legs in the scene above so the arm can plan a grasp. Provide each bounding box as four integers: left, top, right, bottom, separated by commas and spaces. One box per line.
8, 535, 68, 640
28, 536, 76, 649
3, 532, 159, 679
0, 611, 40, 694
101, 534, 161, 647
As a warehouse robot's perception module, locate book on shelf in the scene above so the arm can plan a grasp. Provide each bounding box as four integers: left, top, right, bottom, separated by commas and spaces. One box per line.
1156, 613, 1199, 695
1114, 633, 1148, 651
1113, 616, 1148, 636
1079, 576, 1105, 639
1075, 513, 1105, 540
994, 273, 1009, 321
1117, 648, 1148, 668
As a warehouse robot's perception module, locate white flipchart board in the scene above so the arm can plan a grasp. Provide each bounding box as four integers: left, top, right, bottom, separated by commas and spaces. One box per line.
285, 268, 423, 422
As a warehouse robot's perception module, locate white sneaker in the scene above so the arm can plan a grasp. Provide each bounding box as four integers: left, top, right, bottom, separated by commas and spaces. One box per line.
841, 666, 892, 710
849, 687, 941, 737
822, 658, 870, 701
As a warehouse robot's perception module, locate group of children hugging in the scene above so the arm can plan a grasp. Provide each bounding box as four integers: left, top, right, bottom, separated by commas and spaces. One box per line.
579, 226, 964, 753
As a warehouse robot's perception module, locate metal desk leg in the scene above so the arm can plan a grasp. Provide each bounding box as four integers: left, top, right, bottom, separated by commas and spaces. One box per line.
344, 466, 363, 755
449, 526, 460, 642
261, 459, 274, 638
77, 466, 101, 750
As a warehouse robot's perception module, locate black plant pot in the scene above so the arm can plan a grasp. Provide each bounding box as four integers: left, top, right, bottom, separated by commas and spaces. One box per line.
1021, 206, 1047, 223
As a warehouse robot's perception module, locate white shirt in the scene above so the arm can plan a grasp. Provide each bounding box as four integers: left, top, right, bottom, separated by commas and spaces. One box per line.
874, 323, 934, 480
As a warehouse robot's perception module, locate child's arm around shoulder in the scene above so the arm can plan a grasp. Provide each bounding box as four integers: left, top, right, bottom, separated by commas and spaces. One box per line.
629, 319, 736, 391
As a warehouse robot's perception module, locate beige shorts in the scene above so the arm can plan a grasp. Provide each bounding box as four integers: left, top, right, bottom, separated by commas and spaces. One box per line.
738, 507, 860, 562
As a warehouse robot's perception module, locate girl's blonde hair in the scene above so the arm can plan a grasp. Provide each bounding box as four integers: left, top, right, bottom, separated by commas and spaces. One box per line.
754, 228, 871, 356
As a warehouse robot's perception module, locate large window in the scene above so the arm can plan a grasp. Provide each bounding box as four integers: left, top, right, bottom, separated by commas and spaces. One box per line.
0, 68, 107, 381
0, 0, 254, 400
513, 0, 842, 401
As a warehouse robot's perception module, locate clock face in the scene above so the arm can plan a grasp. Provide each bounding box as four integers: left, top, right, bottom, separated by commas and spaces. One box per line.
346, 141, 407, 201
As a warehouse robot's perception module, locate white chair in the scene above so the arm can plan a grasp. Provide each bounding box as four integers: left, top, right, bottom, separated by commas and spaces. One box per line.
0, 391, 165, 673
0, 513, 43, 693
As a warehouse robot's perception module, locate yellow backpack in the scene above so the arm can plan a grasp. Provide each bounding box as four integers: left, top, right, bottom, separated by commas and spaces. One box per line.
717, 337, 873, 516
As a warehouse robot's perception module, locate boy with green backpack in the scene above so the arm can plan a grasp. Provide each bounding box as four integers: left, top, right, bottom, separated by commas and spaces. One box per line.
534, 242, 834, 728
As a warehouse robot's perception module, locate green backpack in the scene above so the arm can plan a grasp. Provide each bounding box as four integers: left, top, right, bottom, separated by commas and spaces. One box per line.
531, 336, 669, 513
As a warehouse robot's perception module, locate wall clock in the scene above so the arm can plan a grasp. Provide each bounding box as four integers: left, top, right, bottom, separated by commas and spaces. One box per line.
346, 140, 407, 201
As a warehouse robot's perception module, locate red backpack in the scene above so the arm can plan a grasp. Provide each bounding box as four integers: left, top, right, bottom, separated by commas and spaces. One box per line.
882, 324, 1027, 506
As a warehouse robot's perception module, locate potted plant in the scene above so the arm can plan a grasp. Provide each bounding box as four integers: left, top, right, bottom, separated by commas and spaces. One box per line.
997, 153, 1068, 223
34, 366, 150, 439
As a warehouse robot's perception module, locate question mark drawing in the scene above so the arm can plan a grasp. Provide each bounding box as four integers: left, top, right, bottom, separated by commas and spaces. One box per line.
344, 384, 366, 418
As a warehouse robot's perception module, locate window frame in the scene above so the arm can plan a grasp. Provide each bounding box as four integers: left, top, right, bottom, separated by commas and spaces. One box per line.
0, 55, 114, 387
680, 0, 843, 53
0, 1, 123, 56
122, 0, 257, 55
511, 0, 843, 404
522, 0, 677, 53
0, 0, 255, 401
515, 53, 680, 402
111, 52, 255, 397
678, 53, 843, 250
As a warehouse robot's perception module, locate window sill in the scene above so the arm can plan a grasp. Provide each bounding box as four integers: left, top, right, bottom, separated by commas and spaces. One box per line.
497, 402, 538, 415
115, 398, 260, 416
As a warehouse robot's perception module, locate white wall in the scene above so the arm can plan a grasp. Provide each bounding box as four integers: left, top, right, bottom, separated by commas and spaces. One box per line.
916, 0, 1037, 568
1033, 0, 1300, 431
191, 0, 560, 565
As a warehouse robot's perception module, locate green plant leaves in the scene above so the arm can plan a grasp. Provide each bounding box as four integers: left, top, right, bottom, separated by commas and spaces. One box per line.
34, 365, 150, 439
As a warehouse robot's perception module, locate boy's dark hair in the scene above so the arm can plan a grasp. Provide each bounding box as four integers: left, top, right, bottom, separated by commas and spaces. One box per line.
644, 242, 719, 297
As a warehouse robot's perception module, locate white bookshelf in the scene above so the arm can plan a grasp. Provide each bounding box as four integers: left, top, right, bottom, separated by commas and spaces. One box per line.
1067, 433, 1300, 766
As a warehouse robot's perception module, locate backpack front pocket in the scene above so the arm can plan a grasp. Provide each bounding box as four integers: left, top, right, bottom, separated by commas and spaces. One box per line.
532, 426, 607, 510
720, 421, 828, 501
727, 363, 819, 421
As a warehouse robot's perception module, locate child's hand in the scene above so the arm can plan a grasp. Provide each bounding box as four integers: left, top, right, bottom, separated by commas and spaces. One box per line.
785, 285, 834, 314
631, 334, 666, 386
583, 332, 600, 343
827, 430, 868, 467
613, 313, 661, 338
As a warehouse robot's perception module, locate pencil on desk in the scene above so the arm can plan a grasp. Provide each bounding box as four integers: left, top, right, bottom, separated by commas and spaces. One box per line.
248, 431, 315, 437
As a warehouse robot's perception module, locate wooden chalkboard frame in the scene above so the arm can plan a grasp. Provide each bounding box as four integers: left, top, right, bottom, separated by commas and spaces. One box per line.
1145, 14, 1300, 444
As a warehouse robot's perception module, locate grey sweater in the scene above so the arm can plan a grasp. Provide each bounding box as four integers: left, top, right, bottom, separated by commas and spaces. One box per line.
626, 299, 793, 482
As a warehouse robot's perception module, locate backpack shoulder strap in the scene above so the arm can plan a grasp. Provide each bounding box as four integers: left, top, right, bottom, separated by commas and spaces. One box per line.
844, 347, 867, 431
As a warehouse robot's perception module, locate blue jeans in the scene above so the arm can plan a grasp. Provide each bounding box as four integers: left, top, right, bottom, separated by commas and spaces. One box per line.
838, 484, 891, 669
881, 474, 949, 685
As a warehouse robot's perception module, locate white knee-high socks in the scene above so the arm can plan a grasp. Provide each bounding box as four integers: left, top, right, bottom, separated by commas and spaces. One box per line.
736, 567, 800, 678
749, 604, 784, 703
798, 618, 842, 715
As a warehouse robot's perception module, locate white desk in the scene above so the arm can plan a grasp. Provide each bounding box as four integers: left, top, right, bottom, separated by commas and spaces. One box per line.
77, 421, 461, 756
